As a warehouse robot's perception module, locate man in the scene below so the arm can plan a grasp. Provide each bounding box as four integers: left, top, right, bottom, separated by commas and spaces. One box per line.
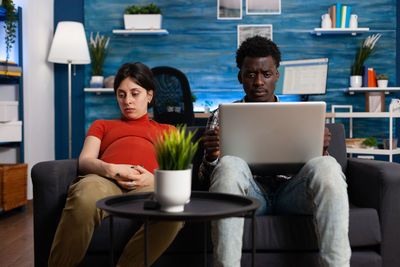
199, 36, 351, 267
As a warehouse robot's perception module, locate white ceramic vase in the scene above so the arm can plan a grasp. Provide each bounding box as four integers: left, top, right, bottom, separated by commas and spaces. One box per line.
350, 75, 362, 88
377, 80, 388, 88
90, 76, 104, 88
154, 168, 192, 212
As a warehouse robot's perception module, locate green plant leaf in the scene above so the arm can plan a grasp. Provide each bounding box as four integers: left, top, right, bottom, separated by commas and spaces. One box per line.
154, 124, 202, 170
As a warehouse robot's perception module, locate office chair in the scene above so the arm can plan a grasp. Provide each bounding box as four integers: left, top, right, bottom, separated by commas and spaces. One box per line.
151, 66, 194, 126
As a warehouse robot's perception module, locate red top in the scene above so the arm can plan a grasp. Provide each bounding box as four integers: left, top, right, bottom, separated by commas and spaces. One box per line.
86, 114, 174, 174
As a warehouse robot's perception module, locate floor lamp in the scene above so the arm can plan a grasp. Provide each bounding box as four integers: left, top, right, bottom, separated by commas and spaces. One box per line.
48, 21, 91, 159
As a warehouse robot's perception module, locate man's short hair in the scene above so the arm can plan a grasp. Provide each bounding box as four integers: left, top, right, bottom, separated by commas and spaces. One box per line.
236, 35, 281, 69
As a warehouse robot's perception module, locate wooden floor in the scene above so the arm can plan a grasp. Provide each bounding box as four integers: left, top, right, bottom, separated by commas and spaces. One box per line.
0, 200, 34, 267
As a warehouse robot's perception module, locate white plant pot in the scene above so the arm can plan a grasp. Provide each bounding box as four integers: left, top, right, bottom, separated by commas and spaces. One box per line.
174, 106, 181, 112
377, 79, 388, 88
90, 76, 104, 88
350, 75, 362, 87
124, 14, 162, 30
154, 169, 192, 212
166, 106, 174, 112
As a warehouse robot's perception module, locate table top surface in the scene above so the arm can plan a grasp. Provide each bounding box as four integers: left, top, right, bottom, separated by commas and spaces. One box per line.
96, 191, 261, 221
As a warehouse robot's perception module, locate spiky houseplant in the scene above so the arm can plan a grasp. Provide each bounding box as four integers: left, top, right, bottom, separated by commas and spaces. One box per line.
88, 32, 110, 76
154, 125, 201, 170
351, 34, 381, 76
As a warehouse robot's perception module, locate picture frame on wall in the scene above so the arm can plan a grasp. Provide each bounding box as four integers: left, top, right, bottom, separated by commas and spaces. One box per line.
218, 0, 242, 20
237, 24, 273, 47
246, 0, 281, 15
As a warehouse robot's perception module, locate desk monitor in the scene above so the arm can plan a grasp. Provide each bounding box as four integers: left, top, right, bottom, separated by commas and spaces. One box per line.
275, 58, 328, 95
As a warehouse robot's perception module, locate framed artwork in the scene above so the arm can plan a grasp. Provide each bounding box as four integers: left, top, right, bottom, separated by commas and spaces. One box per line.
237, 24, 273, 47
246, 0, 281, 15
218, 0, 242, 20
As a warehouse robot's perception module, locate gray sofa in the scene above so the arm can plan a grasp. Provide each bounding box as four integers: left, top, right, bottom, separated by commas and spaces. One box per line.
31, 124, 400, 267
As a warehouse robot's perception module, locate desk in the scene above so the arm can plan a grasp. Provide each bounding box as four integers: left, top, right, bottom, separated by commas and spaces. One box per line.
147, 112, 335, 119
97, 191, 261, 267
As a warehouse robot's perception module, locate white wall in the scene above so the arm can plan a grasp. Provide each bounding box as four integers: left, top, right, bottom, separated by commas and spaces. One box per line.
15, 0, 55, 199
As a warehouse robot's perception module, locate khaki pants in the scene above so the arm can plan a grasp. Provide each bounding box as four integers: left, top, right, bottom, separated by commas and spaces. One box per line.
48, 174, 183, 267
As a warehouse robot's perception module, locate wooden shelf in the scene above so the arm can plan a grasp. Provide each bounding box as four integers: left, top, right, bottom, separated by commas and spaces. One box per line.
348, 87, 400, 95
311, 28, 369, 36
112, 29, 169, 36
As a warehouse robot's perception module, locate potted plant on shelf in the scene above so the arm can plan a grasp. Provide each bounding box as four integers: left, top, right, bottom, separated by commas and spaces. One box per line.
1, 0, 17, 69
204, 100, 213, 113
88, 32, 110, 88
165, 98, 180, 112
124, 3, 162, 30
153, 125, 201, 212
376, 74, 389, 88
350, 34, 382, 88
362, 136, 378, 149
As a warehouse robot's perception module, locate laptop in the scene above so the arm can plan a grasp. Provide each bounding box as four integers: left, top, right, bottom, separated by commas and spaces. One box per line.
219, 101, 326, 174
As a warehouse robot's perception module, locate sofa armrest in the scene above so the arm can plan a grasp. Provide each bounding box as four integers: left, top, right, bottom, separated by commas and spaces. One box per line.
346, 158, 400, 267
31, 159, 78, 267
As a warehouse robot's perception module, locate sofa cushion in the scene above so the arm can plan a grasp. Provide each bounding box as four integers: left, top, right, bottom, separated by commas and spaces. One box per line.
242, 205, 381, 250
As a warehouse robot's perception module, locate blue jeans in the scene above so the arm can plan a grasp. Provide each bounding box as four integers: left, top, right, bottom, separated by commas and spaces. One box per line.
210, 155, 351, 267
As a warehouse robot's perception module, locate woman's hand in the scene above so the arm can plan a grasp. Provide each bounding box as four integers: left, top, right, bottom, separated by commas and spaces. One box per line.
112, 165, 154, 190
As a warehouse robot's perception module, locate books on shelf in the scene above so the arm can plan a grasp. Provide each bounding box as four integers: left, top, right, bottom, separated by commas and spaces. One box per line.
328, 2, 353, 29
329, 5, 336, 28
335, 2, 341, 28
0, 62, 22, 77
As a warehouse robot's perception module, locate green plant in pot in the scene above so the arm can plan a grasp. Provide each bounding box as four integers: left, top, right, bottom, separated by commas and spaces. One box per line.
350, 34, 381, 88
153, 125, 201, 212
124, 3, 162, 30
2, 0, 17, 69
376, 74, 389, 88
88, 32, 110, 88
362, 137, 378, 148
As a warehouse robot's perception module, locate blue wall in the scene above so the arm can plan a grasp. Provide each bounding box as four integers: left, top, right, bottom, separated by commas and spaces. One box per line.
52, 0, 398, 159
84, 0, 397, 138
54, 0, 85, 159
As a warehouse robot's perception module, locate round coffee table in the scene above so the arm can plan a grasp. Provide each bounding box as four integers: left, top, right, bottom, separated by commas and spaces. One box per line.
97, 191, 261, 267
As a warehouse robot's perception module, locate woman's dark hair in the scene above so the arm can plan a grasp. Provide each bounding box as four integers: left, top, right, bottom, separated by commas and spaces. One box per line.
114, 62, 156, 108
236, 35, 281, 69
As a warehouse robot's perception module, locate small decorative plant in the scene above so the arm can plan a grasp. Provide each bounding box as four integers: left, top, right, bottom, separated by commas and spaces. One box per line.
362, 137, 378, 148
165, 98, 179, 107
376, 74, 389, 80
351, 34, 382, 76
2, 0, 17, 65
179, 93, 197, 103
154, 125, 201, 170
191, 93, 197, 103
88, 32, 110, 76
125, 3, 162, 14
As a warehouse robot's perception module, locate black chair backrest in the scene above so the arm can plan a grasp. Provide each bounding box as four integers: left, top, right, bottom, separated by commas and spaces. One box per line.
326, 123, 348, 171
152, 66, 194, 126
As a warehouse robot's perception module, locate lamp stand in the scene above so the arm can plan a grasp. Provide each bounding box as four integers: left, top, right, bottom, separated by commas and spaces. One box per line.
67, 61, 72, 159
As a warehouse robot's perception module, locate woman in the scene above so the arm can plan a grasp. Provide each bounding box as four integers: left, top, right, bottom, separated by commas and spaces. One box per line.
48, 62, 183, 267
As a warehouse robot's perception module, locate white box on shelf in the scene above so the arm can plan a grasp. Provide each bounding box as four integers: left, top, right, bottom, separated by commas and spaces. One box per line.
0, 101, 18, 122
0, 121, 22, 142
124, 14, 162, 30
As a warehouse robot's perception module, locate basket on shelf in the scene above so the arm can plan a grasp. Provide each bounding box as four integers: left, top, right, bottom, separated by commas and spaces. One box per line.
0, 163, 28, 212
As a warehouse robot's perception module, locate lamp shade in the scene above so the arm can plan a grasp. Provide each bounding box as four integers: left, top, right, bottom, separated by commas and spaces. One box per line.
48, 21, 91, 64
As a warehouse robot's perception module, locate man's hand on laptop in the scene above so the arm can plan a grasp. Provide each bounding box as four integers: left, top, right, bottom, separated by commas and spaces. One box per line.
323, 127, 331, 156
204, 126, 220, 162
